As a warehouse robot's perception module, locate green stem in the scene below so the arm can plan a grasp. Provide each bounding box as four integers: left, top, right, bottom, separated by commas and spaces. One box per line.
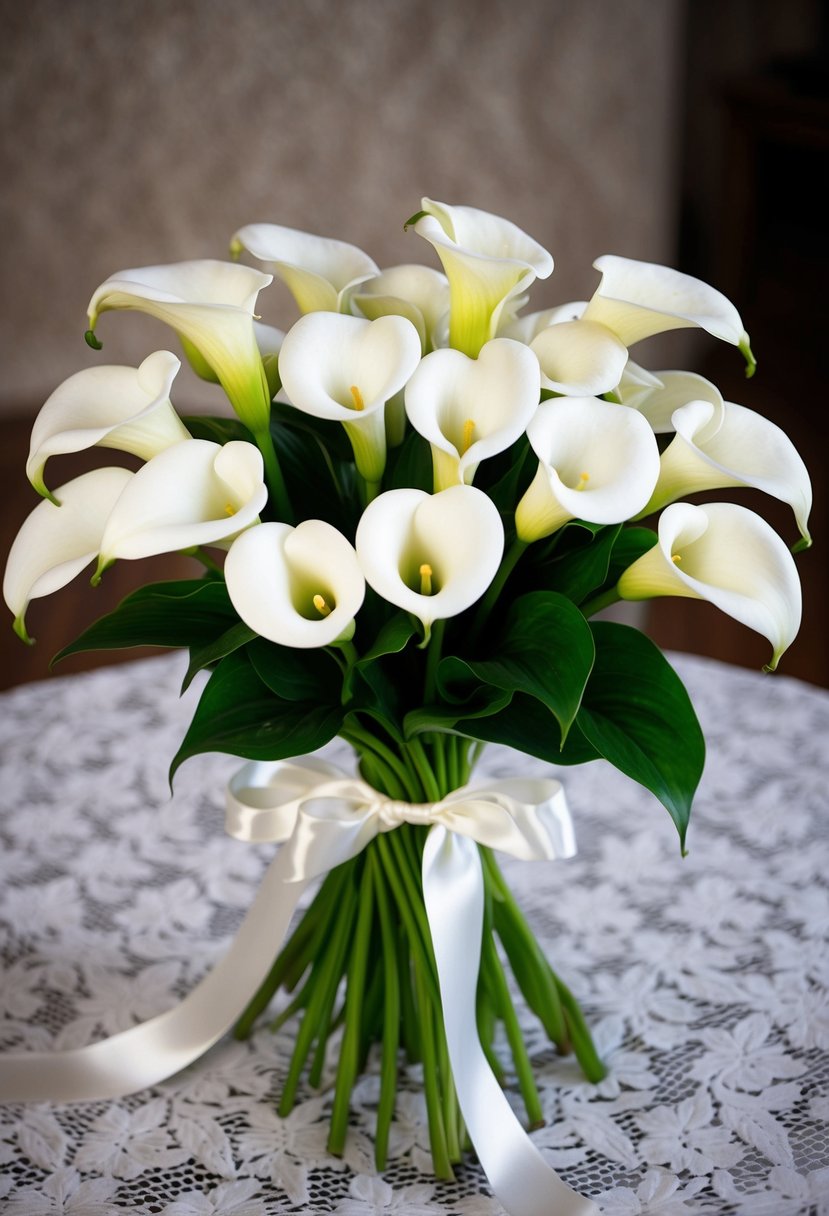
554, 974, 607, 1083
182, 546, 224, 575
407, 737, 440, 803
254, 427, 293, 523
370, 850, 400, 1170
414, 952, 454, 1180
423, 618, 445, 705
468, 537, 527, 646
342, 724, 420, 802
580, 583, 622, 618
481, 934, 544, 1128
329, 859, 375, 1155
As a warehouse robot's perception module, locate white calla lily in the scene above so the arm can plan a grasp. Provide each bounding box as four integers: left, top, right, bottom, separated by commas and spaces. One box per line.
355, 485, 504, 636
616, 359, 664, 411
405, 339, 540, 491
582, 255, 756, 375
87, 260, 274, 432
26, 351, 189, 501
97, 439, 267, 573
618, 501, 802, 670
499, 301, 588, 344
231, 223, 378, 314
515, 397, 660, 541
225, 520, 365, 649
351, 264, 450, 352
4, 467, 133, 642
530, 320, 628, 397
278, 312, 422, 484
621, 369, 717, 431
643, 395, 812, 547
411, 198, 553, 358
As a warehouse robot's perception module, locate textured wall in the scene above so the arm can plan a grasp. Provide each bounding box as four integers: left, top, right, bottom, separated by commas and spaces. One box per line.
1, 0, 684, 414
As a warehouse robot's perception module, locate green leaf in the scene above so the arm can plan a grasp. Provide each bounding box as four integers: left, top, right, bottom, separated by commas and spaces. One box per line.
181, 415, 255, 445
480, 435, 532, 514
183, 620, 258, 691
576, 622, 704, 848
248, 637, 342, 702
441, 591, 594, 743
171, 650, 343, 779
404, 684, 512, 738
534, 524, 621, 604
356, 613, 416, 666
54, 579, 238, 663
454, 692, 599, 764
384, 428, 433, 493
605, 526, 658, 586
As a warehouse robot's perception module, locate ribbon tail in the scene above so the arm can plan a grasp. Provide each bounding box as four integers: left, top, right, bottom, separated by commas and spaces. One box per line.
0, 851, 309, 1103
422, 826, 599, 1216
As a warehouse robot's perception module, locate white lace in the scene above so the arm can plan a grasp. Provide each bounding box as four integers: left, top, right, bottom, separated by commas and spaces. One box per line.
1, 653, 827, 1215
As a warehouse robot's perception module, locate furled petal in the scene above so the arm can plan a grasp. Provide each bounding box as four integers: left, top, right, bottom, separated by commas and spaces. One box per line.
26, 352, 188, 500
231, 223, 379, 313
404, 338, 540, 490
616, 359, 664, 411
355, 485, 504, 632
644, 396, 812, 546
278, 312, 422, 482
622, 369, 720, 432
412, 198, 553, 357
499, 301, 587, 344
530, 320, 628, 396
582, 255, 756, 374
351, 264, 450, 352
515, 397, 660, 541
225, 520, 365, 648
87, 260, 274, 432
98, 439, 267, 567
4, 467, 133, 640
618, 501, 802, 670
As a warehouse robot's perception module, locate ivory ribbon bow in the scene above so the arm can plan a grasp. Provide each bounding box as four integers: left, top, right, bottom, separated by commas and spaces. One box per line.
0, 757, 598, 1216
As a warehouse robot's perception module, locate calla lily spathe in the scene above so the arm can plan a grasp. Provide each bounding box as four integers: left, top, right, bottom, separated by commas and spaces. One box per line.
618, 501, 802, 671
26, 351, 189, 502
97, 439, 267, 573
621, 369, 718, 432
404, 338, 540, 491
582, 255, 756, 375
643, 395, 813, 548
351, 264, 450, 353
355, 485, 504, 636
530, 320, 628, 397
278, 312, 422, 484
231, 223, 379, 314
515, 397, 661, 542
499, 301, 588, 344
411, 199, 553, 358
3, 467, 133, 642
87, 260, 274, 433
225, 520, 365, 649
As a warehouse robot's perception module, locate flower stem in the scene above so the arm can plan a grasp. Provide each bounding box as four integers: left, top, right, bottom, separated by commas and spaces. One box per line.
414, 951, 454, 1180
370, 850, 400, 1170
481, 932, 544, 1128
254, 426, 293, 523
580, 583, 622, 618
467, 537, 527, 647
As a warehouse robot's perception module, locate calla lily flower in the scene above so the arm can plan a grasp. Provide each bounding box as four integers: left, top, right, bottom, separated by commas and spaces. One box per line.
617, 501, 802, 671
515, 397, 660, 542
410, 198, 553, 358
582, 255, 756, 375
26, 351, 189, 502
642, 393, 813, 547
96, 439, 267, 574
231, 223, 379, 314
620, 368, 711, 430
404, 338, 540, 491
355, 485, 504, 636
87, 260, 274, 433
4, 467, 133, 642
616, 359, 664, 411
530, 320, 628, 397
225, 520, 365, 648
278, 312, 422, 484
351, 264, 450, 353
499, 301, 588, 344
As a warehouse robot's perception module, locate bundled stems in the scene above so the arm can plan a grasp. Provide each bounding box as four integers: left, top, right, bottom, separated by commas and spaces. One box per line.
232, 730, 605, 1175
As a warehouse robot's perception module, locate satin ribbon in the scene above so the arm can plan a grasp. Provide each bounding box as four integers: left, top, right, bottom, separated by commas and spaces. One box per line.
0, 757, 598, 1216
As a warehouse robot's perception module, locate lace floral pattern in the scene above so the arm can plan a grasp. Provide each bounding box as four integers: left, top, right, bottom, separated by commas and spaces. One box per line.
1, 653, 827, 1214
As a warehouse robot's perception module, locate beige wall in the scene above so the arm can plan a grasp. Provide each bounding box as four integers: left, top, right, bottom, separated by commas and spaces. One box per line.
1, 0, 685, 415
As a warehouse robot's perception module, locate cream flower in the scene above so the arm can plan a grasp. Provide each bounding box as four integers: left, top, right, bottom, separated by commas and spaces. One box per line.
410, 198, 553, 357
3, 467, 133, 641
225, 520, 365, 648
355, 485, 504, 635
87, 260, 274, 432
351, 264, 450, 352
530, 320, 628, 397
26, 352, 189, 502
404, 338, 540, 491
515, 397, 660, 541
499, 301, 588, 344
277, 312, 422, 484
97, 439, 267, 573
231, 223, 378, 313
618, 501, 802, 670
582, 255, 756, 374
622, 369, 718, 432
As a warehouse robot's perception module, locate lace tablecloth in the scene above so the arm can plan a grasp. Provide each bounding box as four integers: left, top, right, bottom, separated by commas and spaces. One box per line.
1, 652, 827, 1215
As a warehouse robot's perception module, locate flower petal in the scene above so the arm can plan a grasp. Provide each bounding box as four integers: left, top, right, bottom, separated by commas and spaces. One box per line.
231, 223, 378, 312
618, 501, 802, 669
624, 370, 721, 432
225, 520, 365, 648
530, 320, 628, 396
355, 485, 504, 631
26, 352, 188, 499
499, 301, 588, 344
3, 467, 133, 639
351, 264, 450, 352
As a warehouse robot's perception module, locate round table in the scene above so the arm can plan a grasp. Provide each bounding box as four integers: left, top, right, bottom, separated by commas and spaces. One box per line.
1, 652, 827, 1214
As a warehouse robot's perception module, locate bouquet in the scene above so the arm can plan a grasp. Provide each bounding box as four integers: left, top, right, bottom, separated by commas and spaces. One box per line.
1, 199, 810, 1214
